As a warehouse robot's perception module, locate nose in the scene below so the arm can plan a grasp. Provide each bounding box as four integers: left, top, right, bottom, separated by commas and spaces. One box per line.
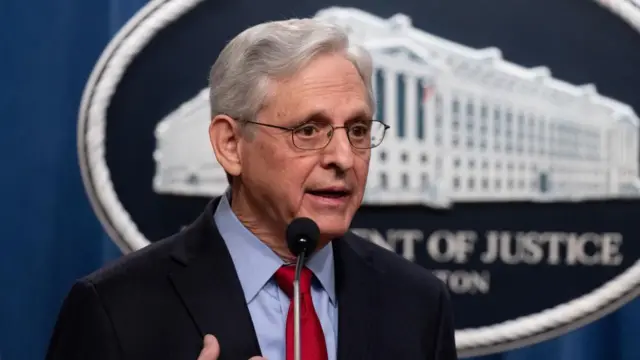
320, 127, 354, 173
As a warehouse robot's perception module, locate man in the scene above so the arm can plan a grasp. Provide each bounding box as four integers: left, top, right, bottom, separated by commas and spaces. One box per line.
46, 18, 458, 360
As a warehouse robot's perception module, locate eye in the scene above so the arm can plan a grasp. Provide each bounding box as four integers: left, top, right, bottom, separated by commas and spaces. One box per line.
349, 123, 370, 138
294, 123, 322, 137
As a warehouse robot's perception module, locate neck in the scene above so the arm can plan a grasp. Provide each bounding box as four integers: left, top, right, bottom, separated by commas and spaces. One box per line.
229, 185, 296, 263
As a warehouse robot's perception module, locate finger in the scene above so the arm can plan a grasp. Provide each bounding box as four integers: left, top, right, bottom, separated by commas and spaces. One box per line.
248, 357, 267, 360
197, 334, 220, 360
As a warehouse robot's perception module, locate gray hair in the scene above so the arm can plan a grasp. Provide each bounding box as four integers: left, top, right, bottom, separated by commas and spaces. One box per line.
208, 18, 375, 122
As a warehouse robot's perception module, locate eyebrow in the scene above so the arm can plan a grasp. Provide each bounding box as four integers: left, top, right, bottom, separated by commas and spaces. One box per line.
298, 109, 372, 125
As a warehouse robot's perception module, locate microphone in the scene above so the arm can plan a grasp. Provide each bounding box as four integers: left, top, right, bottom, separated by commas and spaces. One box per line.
285, 217, 320, 360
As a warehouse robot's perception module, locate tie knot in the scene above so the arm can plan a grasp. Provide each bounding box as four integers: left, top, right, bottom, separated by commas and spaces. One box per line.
274, 265, 313, 298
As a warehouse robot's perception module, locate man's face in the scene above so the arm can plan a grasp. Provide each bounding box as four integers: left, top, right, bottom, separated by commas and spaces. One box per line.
239, 53, 372, 245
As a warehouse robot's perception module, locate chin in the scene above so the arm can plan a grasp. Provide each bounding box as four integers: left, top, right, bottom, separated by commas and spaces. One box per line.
314, 215, 352, 240
298, 194, 359, 240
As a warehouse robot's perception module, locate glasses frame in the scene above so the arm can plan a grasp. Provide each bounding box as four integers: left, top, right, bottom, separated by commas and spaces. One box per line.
239, 119, 391, 150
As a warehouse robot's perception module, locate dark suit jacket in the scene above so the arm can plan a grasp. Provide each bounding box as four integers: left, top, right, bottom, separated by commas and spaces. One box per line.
46, 197, 458, 360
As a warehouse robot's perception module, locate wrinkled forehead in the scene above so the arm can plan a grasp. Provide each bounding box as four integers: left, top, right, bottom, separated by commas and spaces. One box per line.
263, 55, 372, 124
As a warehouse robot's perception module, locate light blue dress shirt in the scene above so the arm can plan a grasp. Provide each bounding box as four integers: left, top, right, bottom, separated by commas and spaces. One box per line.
214, 192, 338, 360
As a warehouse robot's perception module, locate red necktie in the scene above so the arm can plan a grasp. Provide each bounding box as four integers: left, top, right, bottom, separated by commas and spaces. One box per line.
274, 265, 328, 360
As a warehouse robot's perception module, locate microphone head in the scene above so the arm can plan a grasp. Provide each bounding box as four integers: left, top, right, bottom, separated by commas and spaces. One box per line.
286, 217, 320, 257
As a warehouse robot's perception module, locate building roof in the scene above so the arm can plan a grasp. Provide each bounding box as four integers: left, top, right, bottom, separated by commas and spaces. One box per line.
315, 7, 639, 126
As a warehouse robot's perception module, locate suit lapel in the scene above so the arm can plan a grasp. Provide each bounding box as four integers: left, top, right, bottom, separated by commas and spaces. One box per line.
168, 199, 261, 359
334, 234, 377, 360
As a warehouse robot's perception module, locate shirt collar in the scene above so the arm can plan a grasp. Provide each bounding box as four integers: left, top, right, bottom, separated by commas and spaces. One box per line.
213, 189, 336, 304
305, 238, 336, 305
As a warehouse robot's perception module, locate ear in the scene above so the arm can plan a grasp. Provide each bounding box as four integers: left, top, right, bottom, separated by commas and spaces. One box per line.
209, 114, 242, 177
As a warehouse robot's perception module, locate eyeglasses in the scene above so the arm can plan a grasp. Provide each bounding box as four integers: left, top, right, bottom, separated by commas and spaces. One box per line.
240, 119, 390, 150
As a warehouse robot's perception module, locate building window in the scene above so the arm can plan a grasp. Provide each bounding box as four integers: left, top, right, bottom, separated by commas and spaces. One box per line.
421, 173, 429, 189
396, 73, 406, 138
528, 115, 536, 154
466, 99, 474, 149
417, 79, 426, 140
375, 69, 385, 120
401, 152, 409, 163
452, 96, 460, 114
453, 177, 461, 190
402, 173, 409, 188
505, 109, 513, 151
380, 173, 388, 189
453, 176, 460, 190
482, 178, 489, 189
421, 153, 428, 163
379, 151, 387, 162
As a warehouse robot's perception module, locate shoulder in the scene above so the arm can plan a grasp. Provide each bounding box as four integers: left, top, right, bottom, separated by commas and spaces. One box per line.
77, 198, 221, 291
78, 230, 186, 292
343, 231, 448, 300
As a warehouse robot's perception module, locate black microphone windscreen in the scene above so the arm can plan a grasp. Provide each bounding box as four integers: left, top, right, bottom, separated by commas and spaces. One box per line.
286, 217, 320, 257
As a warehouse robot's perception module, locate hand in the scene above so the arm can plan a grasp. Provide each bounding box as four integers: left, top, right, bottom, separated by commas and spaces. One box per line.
197, 334, 266, 360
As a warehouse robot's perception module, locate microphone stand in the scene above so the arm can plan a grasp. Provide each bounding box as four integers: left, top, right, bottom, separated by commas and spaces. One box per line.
293, 239, 308, 360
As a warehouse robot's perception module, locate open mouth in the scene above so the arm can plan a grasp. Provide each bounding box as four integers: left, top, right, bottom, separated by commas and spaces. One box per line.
306, 189, 351, 198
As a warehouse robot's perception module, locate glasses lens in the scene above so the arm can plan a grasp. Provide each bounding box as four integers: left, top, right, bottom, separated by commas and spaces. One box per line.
292, 122, 332, 150
348, 120, 387, 149
368, 121, 387, 148
293, 120, 388, 149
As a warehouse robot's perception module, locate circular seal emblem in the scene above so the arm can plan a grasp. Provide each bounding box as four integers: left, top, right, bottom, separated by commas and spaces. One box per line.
78, 0, 640, 357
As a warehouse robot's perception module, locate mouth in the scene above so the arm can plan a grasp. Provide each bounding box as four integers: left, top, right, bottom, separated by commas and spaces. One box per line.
305, 188, 352, 199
